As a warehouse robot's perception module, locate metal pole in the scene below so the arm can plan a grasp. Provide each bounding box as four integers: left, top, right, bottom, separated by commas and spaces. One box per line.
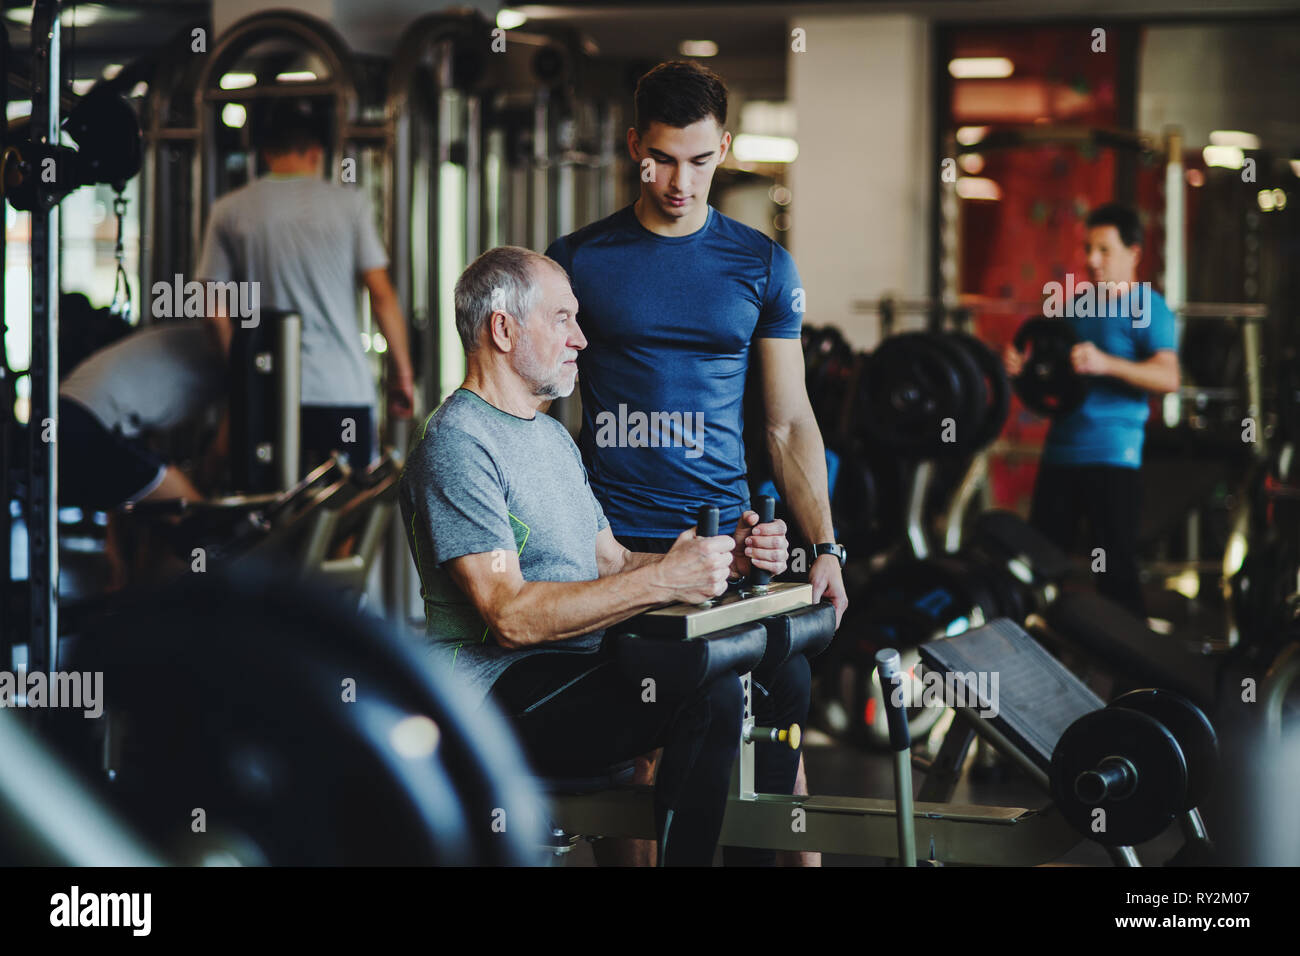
1242, 316, 1265, 459
906, 460, 932, 559
876, 649, 917, 867
0, 23, 11, 648
943, 452, 987, 553
28, 0, 61, 679
531, 87, 549, 254
276, 314, 301, 489
384, 79, 413, 624
598, 100, 615, 216
1163, 127, 1185, 429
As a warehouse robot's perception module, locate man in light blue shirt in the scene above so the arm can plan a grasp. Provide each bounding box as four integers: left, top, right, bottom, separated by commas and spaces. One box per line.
1005, 204, 1180, 617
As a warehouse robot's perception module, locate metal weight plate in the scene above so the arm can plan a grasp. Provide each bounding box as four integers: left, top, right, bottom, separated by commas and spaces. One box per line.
1110, 689, 1219, 810
64, 89, 143, 189
803, 325, 854, 429
1013, 317, 1089, 418
49, 565, 546, 865
925, 334, 988, 457
860, 333, 966, 458
841, 605, 946, 749
947, 332, 1011, 449
1050, 707, 1188, 847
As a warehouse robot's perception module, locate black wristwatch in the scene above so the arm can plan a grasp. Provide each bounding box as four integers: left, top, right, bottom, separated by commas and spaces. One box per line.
812, 543, 847, 568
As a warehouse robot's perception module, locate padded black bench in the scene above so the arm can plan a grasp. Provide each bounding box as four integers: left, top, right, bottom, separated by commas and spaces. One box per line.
919, 617, 1105, 775
1045, 591, 1222, 710
542, 603, 836, 847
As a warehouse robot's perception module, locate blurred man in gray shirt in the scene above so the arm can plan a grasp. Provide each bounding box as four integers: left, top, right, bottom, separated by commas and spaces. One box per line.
196, 101, 414, 472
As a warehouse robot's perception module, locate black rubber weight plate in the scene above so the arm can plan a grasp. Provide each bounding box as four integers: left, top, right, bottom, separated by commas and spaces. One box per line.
861, 333, 966, 457
947, 331, 1010, 448
1051, 707, 1187, 847
926, 334, 988, 457
1109, 689, 1219, 810
1013, 317, 1089, 417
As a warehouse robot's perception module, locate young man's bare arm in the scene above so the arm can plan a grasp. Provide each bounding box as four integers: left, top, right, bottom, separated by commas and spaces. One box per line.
757, 336, 848, 624
445, 530, 732, 649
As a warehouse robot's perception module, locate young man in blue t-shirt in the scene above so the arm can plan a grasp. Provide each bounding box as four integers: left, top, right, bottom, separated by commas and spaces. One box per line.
546, 60, 843, 865
1005, 204, 1181, 618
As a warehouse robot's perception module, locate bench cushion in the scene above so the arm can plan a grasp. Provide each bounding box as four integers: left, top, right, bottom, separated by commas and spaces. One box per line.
611, 621, 767, 696
756, 603, 837, 671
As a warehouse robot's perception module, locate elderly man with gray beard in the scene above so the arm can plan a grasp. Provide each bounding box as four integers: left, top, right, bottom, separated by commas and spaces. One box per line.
398, 245, 793, 865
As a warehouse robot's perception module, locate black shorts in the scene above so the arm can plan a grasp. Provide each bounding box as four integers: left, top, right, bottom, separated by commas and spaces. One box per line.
57, 397, 166, 510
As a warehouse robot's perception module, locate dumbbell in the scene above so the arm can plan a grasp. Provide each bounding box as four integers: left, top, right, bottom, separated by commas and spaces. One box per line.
1049, 689, 1218, 847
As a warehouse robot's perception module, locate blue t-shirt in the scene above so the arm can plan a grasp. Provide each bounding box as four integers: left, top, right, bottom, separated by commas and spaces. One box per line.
546, 205, 803, 537
1042, 285, 1178, 468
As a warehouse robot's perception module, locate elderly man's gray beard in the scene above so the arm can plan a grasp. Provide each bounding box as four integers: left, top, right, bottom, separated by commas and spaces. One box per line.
532, 378, 567, 400
514, 333, 576, 400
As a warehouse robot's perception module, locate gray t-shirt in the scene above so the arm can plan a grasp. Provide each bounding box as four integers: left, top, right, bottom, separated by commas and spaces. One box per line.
195, 174, 388, 407
59, 320, 223, 437
399, 388, 610, 705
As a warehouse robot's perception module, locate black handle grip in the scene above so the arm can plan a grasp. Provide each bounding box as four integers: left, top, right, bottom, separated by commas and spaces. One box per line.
696, 505, 719, 538
752, 495, 776, 587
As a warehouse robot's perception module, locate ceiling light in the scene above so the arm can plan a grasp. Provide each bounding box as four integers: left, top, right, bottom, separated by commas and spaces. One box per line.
497, 9, 527, 30
219, 73, 257, 91
1209, 130, 1260, 150
732, 134, 798, 164
1203, 145, 1244, 169
680, 40, 718, 57
949, 58, 1014, 79
956, 177, 1001, 201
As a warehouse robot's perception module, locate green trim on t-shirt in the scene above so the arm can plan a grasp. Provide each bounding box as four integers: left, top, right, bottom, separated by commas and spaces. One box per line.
508, 511, 531, 555
477, 512, 532, 645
